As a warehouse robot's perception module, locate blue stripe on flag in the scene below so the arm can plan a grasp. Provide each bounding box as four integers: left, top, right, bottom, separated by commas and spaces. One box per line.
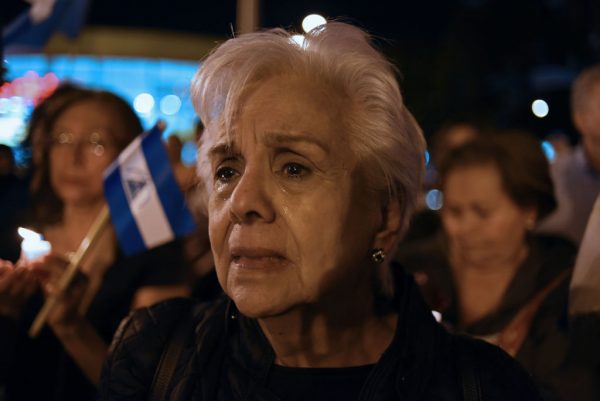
3, 0, 90, 54
103, 165, 146, 255
141, 127, 197, 237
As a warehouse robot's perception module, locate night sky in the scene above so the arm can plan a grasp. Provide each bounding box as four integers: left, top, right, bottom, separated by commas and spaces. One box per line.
4, 0, 600, 138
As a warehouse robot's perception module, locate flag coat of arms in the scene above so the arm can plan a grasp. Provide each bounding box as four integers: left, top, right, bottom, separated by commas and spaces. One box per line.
103, 125, 197, 255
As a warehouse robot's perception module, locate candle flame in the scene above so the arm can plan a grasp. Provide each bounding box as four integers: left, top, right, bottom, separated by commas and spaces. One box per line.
18, 227, 42, 241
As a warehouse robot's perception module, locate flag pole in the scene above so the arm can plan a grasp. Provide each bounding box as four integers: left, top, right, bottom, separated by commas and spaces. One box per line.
28, 205, 111, 338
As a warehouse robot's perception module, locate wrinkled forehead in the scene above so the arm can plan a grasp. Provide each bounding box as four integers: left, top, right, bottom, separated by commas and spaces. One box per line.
203, 75, 348, 147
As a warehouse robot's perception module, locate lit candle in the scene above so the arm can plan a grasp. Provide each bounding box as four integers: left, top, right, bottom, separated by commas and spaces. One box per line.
18, 227, 52, 261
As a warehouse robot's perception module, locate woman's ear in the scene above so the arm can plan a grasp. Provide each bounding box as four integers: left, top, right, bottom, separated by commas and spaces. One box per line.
573, 110, 588, 138
372, 199, 402, 253
524, 207, 538, 230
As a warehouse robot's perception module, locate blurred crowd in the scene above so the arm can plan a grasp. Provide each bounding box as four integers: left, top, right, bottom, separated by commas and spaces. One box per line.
0, 60, 599, 401
0, 85, 218, 401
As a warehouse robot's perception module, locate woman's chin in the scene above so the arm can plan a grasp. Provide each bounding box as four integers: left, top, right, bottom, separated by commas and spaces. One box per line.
231, 293, 291, 319
461, 252, 496, 267
59, 193, 103, 208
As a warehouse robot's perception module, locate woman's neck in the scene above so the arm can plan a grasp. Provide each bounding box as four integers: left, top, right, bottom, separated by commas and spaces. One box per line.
258, 287, 398, 368
46, 202, 106, 253
451, 243, 529, 328
583, 142, 600, 172
452, 240, 528, 275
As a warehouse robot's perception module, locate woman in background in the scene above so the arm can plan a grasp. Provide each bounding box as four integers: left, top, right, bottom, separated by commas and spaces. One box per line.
0, 88, 190, 401
396, 131, 598, 401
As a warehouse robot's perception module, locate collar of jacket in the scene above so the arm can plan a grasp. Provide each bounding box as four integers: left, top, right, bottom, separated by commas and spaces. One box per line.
218, 265, 446, 400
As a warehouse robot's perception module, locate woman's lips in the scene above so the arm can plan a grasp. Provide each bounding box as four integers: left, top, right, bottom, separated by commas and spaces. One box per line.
59, 176, 87, 186
230, 247, 289, 270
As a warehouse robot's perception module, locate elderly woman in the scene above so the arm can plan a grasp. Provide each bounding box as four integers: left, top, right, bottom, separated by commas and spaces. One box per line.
100, 23, 541, 401
396, 131, 599, 401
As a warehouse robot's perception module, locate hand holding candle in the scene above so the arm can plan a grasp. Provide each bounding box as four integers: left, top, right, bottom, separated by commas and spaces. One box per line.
0, 259, 38, 319
28, 206, 110, 338
18, 227, 52, 262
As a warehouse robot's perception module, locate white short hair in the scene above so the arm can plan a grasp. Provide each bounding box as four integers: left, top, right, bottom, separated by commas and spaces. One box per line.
191, 22, 426, 234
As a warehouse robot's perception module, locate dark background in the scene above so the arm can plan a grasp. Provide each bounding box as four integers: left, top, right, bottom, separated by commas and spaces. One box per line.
4, 0, 600, 140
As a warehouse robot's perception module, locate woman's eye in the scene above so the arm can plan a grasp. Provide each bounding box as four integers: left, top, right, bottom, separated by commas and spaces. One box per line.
475, 209, 491, 219
474, 206, 490, 216
215, 166, 237, 182
283, 163, 309, 178
444, 206, 461, 217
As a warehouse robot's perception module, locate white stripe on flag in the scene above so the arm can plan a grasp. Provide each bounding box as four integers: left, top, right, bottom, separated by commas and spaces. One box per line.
117, 137, 174, 248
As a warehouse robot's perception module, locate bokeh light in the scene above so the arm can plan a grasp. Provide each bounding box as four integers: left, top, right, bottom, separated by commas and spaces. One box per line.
133, 93, 155, 114
425, 189, 444, 210
532, 99, 549, 118
541, 140, 556, 163
160, 94, 182, 116
302, 14, 327, 33
181, 141, 198, 166
291, 34, 305, 47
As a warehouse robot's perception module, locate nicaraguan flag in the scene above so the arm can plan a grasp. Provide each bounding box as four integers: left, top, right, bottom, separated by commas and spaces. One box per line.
3, 0, 90, 54
103, 125, 197, 255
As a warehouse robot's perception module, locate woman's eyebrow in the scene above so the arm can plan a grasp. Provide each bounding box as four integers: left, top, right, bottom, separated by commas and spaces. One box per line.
208, 143, 238, 159
263, 132, 330, 154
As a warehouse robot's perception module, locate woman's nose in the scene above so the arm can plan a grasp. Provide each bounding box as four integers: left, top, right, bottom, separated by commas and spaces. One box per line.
228, 166, 276, 224
68, 141, 86, 165
456, 215, 479, 237
444, 213, 475, 239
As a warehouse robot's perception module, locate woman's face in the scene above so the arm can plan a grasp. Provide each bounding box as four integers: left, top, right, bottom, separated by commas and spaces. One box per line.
49, 100, 121, 208
576, 83, 600, 167
204, 75, 384, 318
441, 163, 535, 266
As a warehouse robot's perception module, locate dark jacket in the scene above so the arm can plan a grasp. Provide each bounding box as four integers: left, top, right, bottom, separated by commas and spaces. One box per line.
0, 240, 188, 401
395, 234, 600, 401
100, 268, 542, 401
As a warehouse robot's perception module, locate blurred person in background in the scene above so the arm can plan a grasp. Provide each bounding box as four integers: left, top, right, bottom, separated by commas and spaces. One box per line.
166, 133, 197, 193
403, 118, 485, 244
100, 22, 542, 401
0, 144, 28, 262
544, 131, 573, 159
165, 128, 218, 301
0, 144, 16, 176
395, 131, 599, 401
0, 83, 82, 263
538, 65, 600, 244
0, 88, 190, 401
428, 119, 485, 173
24, 83, 82, 171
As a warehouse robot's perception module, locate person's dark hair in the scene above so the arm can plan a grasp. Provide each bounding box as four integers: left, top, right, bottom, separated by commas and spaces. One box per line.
24, 82, 83, 158
430, 118, 492, 168
0, 144, 14, 162
0, 144, 15, 175
439, 130, 556, 222
31, 88, 142, 226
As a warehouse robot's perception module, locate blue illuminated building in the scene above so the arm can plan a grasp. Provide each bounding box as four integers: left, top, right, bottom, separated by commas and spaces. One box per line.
1, 55, 200, 154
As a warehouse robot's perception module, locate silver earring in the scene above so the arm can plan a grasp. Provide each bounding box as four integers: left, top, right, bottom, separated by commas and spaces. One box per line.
371, 248, 385, 264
